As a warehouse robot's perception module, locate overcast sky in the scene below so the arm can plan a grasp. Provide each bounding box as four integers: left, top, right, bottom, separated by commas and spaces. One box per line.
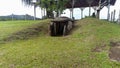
0, 0, 120, 19
0, 0, 42, 18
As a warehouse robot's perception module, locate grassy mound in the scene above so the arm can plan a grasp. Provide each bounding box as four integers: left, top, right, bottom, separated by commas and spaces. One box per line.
3, 21, 49, 41
0, 18, 120, 68
0, 20, 50, 42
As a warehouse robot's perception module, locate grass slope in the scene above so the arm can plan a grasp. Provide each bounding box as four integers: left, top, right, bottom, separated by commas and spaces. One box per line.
0, 20, 49, 42
0, 20, 40, 40
0, 18, 120, 68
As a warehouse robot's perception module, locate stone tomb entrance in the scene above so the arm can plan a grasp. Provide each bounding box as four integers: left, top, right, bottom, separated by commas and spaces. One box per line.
49, 17, 74, 36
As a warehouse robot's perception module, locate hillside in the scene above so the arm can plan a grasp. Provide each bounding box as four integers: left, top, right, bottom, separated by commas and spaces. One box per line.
0, 14, 40, 21
0, 18, 120, 68
0, 20, 48, 41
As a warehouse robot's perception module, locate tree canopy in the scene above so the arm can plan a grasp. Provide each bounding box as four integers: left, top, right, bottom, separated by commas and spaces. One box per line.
22, 0, 69, 18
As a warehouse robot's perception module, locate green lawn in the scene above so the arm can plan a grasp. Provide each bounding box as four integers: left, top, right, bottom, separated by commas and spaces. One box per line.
0, 20, 48, 40
0, 18, 120, 68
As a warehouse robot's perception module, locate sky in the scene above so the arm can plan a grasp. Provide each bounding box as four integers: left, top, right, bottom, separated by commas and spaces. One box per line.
0, 0, 42, 18
0, 0, 120, 19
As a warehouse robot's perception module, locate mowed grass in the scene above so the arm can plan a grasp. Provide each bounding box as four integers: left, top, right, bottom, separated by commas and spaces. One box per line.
0, 18, 120, 68
0, 20, 48, 40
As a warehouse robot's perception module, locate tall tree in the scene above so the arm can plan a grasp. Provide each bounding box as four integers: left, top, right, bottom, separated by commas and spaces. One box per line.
96, 0, 109, 19
22, 0, 69, 18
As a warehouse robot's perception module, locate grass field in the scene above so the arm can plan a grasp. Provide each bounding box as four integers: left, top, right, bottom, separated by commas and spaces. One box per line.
0, 20, 41, 40
0, 18, 120, 68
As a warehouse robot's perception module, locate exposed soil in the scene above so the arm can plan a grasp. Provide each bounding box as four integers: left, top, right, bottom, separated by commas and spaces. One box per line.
109, 41, 120, 62
92, 44, 107, 52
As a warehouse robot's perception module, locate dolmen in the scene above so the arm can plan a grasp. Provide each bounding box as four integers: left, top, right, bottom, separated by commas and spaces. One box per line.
49, 17, 74, 36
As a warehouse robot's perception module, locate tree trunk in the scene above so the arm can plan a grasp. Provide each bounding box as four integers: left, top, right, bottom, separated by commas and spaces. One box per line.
56, 10, 59, 17
46, 10, 54, 18
96, 10, 100, 19
41, 8, 43, 19
44, 8, 46, 18
46, 10, 49, 18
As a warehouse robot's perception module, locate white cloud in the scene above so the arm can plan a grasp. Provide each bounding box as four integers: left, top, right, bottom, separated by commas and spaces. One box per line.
0, 0, 42, 18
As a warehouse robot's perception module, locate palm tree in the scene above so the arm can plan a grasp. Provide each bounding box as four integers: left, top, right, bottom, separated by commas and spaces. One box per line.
22, 0, 69, 18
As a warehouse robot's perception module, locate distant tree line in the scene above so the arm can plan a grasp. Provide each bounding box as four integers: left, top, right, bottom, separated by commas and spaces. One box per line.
0, 14, 40, 21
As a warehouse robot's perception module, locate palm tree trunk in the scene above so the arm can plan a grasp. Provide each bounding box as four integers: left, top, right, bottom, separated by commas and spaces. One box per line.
41, 8, 43, 19
44, 8, 46, 18
96, 10, 100, 19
